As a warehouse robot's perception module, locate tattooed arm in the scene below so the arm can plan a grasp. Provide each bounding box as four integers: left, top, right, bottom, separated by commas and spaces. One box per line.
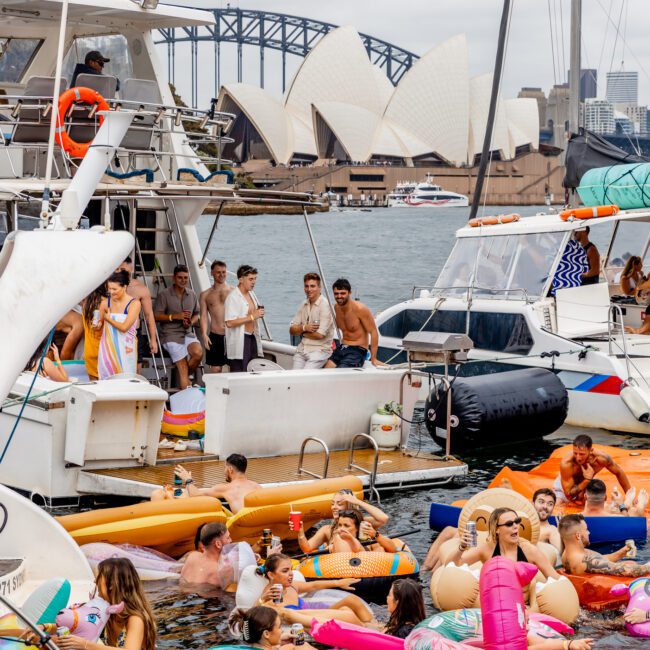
584, 553, 650, 577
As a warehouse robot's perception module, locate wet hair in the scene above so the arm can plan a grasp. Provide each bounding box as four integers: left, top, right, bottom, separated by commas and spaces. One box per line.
532, 488, 556, 505
211, 260, 226, 270
303, 272, 321, 285
194, 523, 205, 550
622, 255, 642, 278
107, 270, 130, 287
573, 434, 593, 449
237, 264, 257, 278
82, 283, 107, 324
558, 514, 585, 540
332, 278, 351, 292
229, 606, 278, 644
256, 553, 290, 577
385, 578, 426, 637
334, 509, 363, 535
488, 507, 517, 543
96, 558, 156, 650
226, 453, 247, 473
199, 522, 228, 547
585, 479, 607, 502
173, 264, 189, 275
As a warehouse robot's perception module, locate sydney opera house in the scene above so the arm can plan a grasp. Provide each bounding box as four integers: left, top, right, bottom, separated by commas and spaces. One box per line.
217, 26, 540, 167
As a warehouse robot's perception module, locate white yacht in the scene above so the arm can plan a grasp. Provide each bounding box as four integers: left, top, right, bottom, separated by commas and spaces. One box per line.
376, 209, 650, 436
0, 0, 467, 505
386, 181, 417, 207
400, 174, 468, 208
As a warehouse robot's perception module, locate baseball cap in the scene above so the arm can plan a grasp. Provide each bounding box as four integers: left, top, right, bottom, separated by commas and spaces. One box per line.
85, 51, 110, 65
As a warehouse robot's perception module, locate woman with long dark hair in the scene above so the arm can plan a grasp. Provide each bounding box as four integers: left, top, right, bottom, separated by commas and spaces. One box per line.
384, 578, 425, 638
25, 336, 69, 382
82, 282, 107, 380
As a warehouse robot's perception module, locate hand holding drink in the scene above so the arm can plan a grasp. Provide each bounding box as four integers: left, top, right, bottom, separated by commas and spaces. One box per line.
289, 510, 302, 531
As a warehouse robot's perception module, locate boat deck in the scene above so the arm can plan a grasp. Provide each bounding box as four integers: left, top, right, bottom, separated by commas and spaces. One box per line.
79, 449, 467, 498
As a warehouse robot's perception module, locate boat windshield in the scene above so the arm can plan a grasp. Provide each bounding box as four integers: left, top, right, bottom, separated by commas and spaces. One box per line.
605, 219, 650, 282
435, 231, 566, 300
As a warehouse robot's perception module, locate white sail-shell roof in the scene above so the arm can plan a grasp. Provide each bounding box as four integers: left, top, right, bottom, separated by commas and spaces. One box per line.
468, 73, 512, 160
218, 84, 294, 165
383, 34, 470, 165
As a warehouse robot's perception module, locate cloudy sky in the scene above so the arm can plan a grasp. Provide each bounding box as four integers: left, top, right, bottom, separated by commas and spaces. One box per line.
161, 0, 650, 108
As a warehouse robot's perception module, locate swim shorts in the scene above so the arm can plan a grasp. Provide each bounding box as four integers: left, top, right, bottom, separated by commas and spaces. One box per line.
205, 332, 228, 367
329, 343, 368, 368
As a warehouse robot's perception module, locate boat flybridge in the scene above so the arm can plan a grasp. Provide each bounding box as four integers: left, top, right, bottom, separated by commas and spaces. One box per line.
0, 0, 467, 504
376, 208, 650, 436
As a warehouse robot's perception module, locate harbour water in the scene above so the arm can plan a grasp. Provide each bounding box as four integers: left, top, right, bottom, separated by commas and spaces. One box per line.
149, 207, 648, 648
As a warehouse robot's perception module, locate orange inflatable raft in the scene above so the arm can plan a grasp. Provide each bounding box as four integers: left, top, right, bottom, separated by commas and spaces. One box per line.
559, 570, 648, 611
488, 444, 650, 516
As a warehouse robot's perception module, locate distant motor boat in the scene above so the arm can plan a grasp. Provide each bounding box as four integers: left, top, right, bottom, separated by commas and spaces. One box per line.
386, 181, 417, 207
402, 174, 469, 208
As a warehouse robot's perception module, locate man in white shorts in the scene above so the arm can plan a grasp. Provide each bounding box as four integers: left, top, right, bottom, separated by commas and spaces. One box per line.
289, 272, 334, 369
154, 264, 202, 389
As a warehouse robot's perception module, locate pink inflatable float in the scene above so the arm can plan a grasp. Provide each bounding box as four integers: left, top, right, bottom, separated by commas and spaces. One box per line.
611, 577, 650, 638
311, 618, 405, 650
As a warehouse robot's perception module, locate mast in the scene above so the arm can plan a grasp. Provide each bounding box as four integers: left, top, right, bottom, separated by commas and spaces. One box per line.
568, 0, 582, 137
468, 0, 511, 221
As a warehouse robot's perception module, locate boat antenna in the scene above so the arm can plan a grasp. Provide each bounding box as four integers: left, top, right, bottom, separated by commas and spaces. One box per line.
468, 0, 512, 222
40, 0, 70, 225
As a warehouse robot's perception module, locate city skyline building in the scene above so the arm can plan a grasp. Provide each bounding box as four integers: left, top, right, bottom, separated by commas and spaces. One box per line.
580, 69, 597, 100
584, 98, 615, 135
606, 71, 638, 105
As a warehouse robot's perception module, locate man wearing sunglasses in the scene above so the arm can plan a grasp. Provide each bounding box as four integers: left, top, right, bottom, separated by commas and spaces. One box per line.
71, 50, 120, 91
449, 507, 560, 581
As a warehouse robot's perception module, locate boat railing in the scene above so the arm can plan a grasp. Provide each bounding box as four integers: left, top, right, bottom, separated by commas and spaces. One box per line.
608, 304, 632, 381
411, 284, 531, 303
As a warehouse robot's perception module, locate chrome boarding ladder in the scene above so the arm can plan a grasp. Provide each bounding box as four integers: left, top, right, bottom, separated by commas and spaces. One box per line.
297, 437, 330, 480
608, 304, 632, 382
347, 433, 380, 503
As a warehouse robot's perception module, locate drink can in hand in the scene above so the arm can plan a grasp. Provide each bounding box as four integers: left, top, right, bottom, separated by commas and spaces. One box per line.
625, 539, 637, 558
91, 309, 100, 328
290, 623, 305, 646
466, 521, 478, 547
271, 583, 283, 604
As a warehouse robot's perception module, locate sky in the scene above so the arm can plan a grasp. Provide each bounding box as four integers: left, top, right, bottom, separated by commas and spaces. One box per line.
161, 0, 650, 108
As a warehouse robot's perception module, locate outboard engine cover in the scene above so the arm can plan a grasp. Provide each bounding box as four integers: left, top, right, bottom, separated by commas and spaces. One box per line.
424, 368, 568, 452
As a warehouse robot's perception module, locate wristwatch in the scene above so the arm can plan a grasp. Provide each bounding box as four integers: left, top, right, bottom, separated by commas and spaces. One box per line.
618, 504, 628, 512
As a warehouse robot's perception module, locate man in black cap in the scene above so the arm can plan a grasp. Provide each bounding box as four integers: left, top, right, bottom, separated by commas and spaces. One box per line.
71, 50, 119, 90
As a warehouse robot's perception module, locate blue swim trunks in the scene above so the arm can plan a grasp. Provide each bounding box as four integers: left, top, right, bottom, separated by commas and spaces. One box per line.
329, 343, 367, 368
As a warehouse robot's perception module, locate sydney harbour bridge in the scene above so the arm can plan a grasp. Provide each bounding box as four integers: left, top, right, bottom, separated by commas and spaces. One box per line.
156, 6, 418, 108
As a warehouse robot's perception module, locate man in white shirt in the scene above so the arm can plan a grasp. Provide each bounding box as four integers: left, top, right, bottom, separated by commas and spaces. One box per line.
224, 265, 264, 372
289, 272, 335, 369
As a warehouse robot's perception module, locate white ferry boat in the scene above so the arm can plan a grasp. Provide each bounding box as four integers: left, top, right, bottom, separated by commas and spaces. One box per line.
376, 209, 650, 436
0, 0, 467, 505
388, 175, 468, 208
386, 181, 417, 207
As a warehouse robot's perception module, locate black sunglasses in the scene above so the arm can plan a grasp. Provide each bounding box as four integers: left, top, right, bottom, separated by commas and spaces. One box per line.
497, 517, 522, 528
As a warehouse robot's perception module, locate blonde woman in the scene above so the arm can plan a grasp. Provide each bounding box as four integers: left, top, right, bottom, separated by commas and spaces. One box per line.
620, 256, 644, 296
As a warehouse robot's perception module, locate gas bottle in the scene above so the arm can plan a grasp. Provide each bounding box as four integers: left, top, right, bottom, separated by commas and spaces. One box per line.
369, 402, 401, 449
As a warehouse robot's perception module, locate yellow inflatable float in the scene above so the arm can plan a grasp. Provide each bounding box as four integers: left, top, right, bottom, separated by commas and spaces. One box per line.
56, 497, 226, 558
227, 476, 363, 544
430, 488, 580, 624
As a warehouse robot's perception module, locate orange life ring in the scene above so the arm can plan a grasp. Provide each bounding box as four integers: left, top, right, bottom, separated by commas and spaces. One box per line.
559, 205, 619, 221
469, 213, 520, 228
55, 87, 109, 158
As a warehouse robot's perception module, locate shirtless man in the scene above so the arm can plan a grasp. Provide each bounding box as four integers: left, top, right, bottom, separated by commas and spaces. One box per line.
324, 278, 382, 368
180, 522, 233, 585
560, 514, 650, 577
55, 310, 84, 360
554, 434, 631, 505
293, 489, 389, 553
174, 453, 260, 514
199, 260, 233, 373
582, 479, 648, 517
117, 258, 158, 366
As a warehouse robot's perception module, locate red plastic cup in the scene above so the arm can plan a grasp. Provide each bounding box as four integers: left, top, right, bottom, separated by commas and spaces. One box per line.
289, 511, 302, 530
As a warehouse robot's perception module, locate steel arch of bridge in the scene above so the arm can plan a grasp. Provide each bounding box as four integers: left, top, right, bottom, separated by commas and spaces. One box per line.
156, 7, 418, 108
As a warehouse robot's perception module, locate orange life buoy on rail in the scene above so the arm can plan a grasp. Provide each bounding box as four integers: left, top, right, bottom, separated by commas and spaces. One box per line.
469, 213, 521, 228
55, 87, 109, 158
559, 205, 619, 221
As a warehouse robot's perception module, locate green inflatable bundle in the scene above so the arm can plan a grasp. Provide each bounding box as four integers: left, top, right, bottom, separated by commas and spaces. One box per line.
578, 163, 650, 210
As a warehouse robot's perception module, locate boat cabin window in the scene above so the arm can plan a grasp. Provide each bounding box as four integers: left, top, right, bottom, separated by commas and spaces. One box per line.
435, 232, 566, 300
378, 308, 533, 354
62, 35, 132, 87
605, 219, 650, 282
0, 38, 43, 83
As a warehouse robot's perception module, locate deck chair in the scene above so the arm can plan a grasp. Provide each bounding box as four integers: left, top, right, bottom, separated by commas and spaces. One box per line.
10, 76, 69, 177
66, 73, 118, 148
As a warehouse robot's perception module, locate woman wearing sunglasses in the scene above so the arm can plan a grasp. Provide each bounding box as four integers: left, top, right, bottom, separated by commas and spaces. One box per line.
449, 507, 560, 580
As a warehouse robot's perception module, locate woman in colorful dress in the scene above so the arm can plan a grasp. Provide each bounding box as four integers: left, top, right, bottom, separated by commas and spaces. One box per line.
98, 270, 141, 379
